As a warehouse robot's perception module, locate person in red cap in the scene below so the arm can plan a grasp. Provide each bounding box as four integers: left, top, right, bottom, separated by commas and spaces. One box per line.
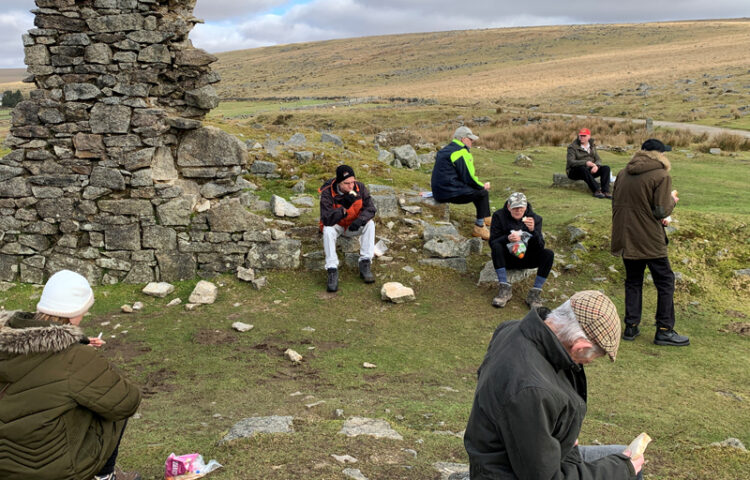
566, 128, 612, 199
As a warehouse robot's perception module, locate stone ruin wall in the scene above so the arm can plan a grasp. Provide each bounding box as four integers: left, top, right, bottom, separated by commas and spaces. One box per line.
0, 0, 300, 285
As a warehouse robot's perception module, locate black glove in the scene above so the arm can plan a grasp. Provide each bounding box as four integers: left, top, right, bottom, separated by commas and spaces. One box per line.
338, 193, 356, 209
348, 218, 365, 232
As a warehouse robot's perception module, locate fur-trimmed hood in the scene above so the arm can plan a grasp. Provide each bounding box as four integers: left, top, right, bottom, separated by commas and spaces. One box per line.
626, 149, 671, 174
0, 311, 86, 356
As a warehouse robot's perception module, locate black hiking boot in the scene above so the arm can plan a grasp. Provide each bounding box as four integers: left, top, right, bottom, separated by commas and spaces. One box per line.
525, 288, 543, 309
622, 324, 641, 341
654, 328, 690, 346
326, 268, 339, 292
492, 282, 512, 308
358, 259, 375, 283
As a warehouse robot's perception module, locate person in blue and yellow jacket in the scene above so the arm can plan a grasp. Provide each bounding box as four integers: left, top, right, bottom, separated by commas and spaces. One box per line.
431, 126, 492, 240
319, 165, 377, 293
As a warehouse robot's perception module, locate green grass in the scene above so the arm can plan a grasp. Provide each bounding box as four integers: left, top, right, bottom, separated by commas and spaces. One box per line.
2, 101, 748, 479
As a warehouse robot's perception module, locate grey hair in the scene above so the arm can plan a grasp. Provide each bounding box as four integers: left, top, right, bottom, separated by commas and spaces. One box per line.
546, 300, 606, 359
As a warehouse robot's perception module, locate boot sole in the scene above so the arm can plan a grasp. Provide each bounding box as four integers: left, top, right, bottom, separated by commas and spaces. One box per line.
654, 339, 690, 346
622, 332, 641, 341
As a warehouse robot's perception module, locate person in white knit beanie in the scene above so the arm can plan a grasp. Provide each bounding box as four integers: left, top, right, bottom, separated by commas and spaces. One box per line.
35, 269, 103, 347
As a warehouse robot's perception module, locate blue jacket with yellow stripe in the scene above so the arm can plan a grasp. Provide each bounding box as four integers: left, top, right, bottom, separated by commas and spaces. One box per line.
430, 139, 484, 202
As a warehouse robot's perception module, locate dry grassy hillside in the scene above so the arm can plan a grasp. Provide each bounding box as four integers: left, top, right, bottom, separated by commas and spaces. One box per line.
214, 19, 750, 103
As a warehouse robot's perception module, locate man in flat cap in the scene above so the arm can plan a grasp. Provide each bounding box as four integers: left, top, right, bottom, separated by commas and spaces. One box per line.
464, 291, 644, 480
431, 126, 492, 240
319, 165, 377, 292
612, 138, 689, 347
567, 128, 612, 199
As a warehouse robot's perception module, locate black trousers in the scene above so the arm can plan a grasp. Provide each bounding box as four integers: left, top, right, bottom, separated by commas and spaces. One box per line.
491, 244, 554, 279
623, 257, 675, 330
567, 165, 611, 193
96, 420, 128, 476
444, 189, 490, 219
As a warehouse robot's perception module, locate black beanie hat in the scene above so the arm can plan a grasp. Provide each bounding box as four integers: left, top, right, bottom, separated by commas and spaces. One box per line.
336, 165, 355, 183
641, 139, 672, 152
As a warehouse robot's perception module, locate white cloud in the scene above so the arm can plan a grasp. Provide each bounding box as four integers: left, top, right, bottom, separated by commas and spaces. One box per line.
0, 10, 34, 68
1, 0, 748, 66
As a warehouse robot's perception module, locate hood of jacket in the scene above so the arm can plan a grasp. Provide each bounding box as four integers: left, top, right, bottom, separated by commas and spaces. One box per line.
626, 149, 671, 175
0, 311, 86, 356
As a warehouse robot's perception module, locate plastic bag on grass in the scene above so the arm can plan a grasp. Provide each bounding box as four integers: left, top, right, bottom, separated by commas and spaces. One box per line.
165, 452, 222, 479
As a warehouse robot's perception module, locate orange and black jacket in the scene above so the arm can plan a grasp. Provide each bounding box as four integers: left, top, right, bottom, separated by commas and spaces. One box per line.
319, 178, 376, 230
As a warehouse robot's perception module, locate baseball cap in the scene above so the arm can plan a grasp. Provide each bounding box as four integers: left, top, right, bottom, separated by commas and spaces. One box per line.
453, 126, 479, 141
641, 138, 671, 152
507, 192, 527, 209
578, 128, 591, 136
569, 290, 621, 362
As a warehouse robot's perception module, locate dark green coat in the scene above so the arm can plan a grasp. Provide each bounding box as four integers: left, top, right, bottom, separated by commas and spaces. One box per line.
464, 309, 636, 479
611, 150, 675, 259
0, 312, 141, 480
566, 138, 603, 175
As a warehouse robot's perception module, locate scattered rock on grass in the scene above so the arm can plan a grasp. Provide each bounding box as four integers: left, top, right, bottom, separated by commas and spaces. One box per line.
270, 195, 300, 217
252, 277, 267, 290
332, 454, 358, 464
381, 282, 415, 303
285, 349, 303, 364
339, 417, 403, 440
237, 266, 255, 282
342, 468, 369, 480
363, 362, 376, 369
132, 301, 144, 311
709, 438, 746, 451
232, 322, 254, 332
189, 280, 217, 304
219, 416, 294, 444
434, 462, 469, 480
142, 281, 175, 298
121, 304, 133, 313
167, 298, 182, 307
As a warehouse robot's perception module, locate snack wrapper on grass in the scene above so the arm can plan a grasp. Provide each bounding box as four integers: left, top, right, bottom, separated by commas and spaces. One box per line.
165, 452, 222, 479
625, 432, 652, 460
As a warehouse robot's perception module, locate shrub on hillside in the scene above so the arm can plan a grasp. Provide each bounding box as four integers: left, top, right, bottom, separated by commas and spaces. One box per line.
1, 90, 23, 108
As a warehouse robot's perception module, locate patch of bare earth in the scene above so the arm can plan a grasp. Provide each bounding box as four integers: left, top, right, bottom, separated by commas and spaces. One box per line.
192, 328, 238, 345
722, 322, 750, 336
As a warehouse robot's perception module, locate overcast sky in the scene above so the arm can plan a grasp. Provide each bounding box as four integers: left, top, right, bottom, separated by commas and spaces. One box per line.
0, 0, 747, 68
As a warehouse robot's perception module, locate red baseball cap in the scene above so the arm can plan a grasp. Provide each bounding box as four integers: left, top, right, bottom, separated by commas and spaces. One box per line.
578, 128, 591, 136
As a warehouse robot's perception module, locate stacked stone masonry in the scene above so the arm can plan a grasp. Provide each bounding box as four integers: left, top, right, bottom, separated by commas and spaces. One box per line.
1, 0, 300, 285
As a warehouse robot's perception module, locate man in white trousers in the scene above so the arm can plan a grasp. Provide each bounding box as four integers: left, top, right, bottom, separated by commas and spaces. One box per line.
319, 165, 377, 292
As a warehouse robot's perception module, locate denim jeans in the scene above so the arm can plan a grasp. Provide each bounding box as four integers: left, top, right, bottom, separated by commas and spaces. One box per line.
579, 444, 644, 480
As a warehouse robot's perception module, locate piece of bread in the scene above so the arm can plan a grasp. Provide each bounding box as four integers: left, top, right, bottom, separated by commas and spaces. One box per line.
626, 432, 652, 460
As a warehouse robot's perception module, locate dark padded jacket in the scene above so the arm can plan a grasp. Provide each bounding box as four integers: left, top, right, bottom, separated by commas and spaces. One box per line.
489, 202, 546, 256
464, 309, 637, 480
611, 150, 675, 259
567, 138, 603, 175
319, 178, 376, 229
431, 139, 484, 201
0, 311, 141, 480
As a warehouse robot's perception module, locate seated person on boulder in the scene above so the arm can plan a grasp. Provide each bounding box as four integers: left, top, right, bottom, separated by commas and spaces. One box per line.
431, 126, 492, 240
319, 165, 377, 292
489, 192, 554, 309
0, 269, 142, 480
566, 128, 612, 198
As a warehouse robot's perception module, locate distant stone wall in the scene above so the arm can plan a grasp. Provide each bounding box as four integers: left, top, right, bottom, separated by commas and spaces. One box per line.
0, 0, 299, 285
